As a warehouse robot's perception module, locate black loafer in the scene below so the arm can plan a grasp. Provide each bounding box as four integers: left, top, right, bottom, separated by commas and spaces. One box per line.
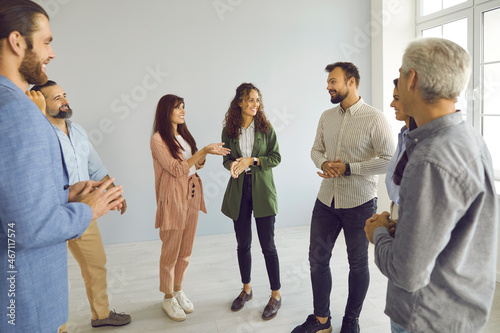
230, 289, 253, 312
262, 296, 281, 320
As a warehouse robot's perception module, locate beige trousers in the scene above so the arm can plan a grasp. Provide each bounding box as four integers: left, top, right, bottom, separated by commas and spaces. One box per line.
68, 219, 110, 320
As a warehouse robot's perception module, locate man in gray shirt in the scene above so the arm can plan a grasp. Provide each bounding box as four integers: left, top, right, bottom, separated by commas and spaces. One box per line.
365, 38, 498, 333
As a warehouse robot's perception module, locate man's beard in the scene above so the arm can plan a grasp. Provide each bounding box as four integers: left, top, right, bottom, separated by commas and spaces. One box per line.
49, 105, 73, 119
19, 48, 48, 86
330, 88, 349, 104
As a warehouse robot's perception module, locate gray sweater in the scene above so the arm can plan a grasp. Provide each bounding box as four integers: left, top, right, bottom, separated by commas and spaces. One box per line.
374, 112, 498, 333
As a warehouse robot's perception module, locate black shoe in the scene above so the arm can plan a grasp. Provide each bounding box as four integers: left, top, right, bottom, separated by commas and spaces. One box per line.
340, 316, 360, 333
230, 289, 253, 312
262, 296, 281, 320
291, 314, 332, 333
91, 310, 131, 327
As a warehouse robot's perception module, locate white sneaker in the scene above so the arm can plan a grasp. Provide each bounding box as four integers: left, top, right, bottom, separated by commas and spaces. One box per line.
174, 290, 194, 313
162, 297, 186, 321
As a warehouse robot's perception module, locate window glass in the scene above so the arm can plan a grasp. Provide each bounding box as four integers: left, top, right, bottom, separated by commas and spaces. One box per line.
483, 8, 500, 63
422, 26, 442, 37
482, 116, 500, 175
443, 0, 468, 10
422, 0, 442, 16
443, 18, 468, 51
482, 63, 500, 115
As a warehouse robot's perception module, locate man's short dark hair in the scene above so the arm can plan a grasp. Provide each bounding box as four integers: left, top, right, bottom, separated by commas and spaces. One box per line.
0, 0, 49, 49
325, 62, 360, 88
31, 80, 57, 92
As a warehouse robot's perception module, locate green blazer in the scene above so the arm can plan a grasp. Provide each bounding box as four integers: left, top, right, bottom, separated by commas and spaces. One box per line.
221, 124, 281, 220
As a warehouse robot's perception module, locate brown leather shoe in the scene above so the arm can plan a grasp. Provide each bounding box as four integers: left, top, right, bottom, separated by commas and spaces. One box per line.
261, 296, 281, 320
91, 310, 131, 327
230, 289, 253, 312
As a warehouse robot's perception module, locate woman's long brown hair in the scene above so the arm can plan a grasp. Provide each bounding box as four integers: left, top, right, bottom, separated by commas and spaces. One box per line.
152, 94, 197, 160
223, 83, 270, 139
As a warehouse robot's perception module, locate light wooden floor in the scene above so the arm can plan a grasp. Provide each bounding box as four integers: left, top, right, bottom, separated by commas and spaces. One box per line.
66, 225, 499, 332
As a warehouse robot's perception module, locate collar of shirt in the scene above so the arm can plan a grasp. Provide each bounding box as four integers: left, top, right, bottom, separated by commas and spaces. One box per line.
241, 120, 255, 131
406, 111, 463, 158
338, 97, 364, 115
51, 119, 72, 134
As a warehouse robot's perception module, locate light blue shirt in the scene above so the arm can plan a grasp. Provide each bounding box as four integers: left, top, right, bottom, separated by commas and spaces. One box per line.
52, 120, 108, 185
385, 125, 409, 204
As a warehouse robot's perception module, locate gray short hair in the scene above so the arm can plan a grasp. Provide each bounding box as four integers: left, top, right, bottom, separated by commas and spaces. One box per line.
401, 38, 471, 103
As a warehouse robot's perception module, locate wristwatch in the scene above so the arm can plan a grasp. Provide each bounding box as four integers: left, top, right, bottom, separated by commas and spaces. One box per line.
344, 163, 351, 176
253, 157, 258, 166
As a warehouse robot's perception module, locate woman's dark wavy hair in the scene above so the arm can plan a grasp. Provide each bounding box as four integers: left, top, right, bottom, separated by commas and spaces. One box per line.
392, 78, 417, 186
223, 83, 270, 139
152, 94, 197, 160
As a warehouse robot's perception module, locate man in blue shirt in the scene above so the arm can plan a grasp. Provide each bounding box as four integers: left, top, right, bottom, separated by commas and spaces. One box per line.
31, 80, 131, 329
0, 1, 125, 332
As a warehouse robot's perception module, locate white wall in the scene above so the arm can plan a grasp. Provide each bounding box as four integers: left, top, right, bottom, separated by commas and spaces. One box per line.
371, 0, 415, 212
35, 0, 374, 244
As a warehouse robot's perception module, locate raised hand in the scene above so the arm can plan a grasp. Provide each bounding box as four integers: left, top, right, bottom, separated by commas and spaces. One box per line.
26, 90, 46, 115
204, 143, 231, 156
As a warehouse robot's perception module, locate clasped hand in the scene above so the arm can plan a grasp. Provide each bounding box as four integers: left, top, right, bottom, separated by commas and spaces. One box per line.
230, 157, 253, 179
364, 211, 397, 243
68, 177, 125, 220
318, 159, 346, 178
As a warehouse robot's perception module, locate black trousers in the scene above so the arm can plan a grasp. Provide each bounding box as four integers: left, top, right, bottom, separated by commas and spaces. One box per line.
233, 173, 281, 291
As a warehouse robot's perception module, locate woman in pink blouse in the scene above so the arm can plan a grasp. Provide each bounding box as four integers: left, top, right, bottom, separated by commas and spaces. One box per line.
150, 94, 229, 322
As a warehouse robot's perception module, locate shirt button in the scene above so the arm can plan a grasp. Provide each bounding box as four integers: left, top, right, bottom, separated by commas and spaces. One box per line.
64, 185, 70, 190
192, 184, 195, 188
192, 190, 195, 194
191, 194, 194, 198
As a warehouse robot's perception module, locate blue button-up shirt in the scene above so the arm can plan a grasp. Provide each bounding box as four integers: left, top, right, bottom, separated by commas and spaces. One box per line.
385, 125, 409, 204
52, 120, 108, 185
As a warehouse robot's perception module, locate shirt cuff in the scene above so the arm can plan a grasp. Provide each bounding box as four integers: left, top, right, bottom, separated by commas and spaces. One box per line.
315, 158, 328, 170
350, 162, 361, 175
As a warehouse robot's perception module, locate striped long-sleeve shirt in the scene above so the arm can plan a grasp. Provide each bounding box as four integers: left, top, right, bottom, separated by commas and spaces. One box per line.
311, 98, 394, 209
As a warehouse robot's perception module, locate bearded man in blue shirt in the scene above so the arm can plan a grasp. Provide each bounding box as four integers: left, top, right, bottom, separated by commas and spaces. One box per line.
31, 80, 132, 330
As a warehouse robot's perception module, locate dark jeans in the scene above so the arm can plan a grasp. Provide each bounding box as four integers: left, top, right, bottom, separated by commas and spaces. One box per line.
309, 197, 377, 318
233, 174, 281, 291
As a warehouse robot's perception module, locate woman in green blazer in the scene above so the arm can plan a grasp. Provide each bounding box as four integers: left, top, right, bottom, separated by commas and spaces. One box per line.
221, 83, 282, 321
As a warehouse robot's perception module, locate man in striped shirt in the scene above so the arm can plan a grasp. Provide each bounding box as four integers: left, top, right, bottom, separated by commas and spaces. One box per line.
292, 62, 394, 333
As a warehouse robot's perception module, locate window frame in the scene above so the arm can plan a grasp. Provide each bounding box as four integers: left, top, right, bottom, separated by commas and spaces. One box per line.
416, 0, 473, 23
416, 0, 500, 180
